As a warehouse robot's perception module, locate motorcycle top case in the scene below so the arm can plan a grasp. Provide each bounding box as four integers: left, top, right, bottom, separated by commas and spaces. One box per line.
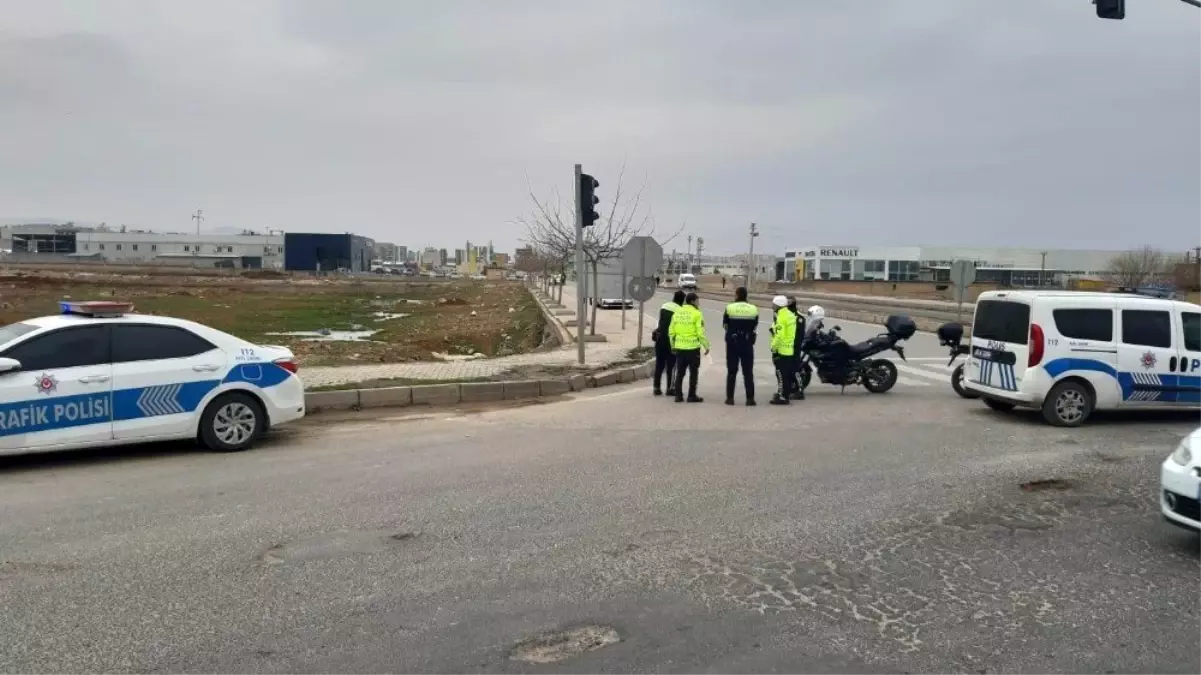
936, 321, 964, 344
885, 314, 917, 340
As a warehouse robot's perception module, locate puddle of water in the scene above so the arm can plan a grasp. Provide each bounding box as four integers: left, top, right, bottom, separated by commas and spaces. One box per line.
373, 312, 411, 321
266, 329, 378, 342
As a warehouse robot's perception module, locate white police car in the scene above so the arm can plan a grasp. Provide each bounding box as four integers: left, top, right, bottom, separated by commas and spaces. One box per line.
0, 301, 306, 456
1161, 427, 1201, 532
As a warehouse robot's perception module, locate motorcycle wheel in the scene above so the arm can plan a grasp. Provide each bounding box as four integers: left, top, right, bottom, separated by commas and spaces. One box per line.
863, 360, 898, 393
951, 364, 980, 399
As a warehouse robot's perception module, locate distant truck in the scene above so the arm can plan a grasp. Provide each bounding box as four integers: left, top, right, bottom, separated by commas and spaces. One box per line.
586, 260, 635, 309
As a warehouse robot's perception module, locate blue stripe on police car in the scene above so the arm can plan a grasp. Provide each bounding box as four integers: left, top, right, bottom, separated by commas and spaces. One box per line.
0, 392, 110, 437
0, 362, 296, 437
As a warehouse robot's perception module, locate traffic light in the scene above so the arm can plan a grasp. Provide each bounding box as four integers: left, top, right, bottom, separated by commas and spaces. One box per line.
580, 173, 600, 227
1095, 0, 1125, 19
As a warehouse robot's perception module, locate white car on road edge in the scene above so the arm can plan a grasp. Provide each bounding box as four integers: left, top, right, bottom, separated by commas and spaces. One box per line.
1161, 427, 1201, 531
0, 300, 306, 456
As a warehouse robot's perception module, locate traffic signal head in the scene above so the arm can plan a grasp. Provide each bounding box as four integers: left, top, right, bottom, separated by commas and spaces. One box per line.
580, 173, 600, 227
1095, 0, 1125, 19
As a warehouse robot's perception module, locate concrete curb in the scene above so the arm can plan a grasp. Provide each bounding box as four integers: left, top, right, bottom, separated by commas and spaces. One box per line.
530, 284, 575, 346
695, 290, 971, 336
304, 356, 658, 413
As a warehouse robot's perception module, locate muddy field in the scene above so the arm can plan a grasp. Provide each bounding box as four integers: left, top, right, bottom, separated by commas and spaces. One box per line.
0, 268, 547, 367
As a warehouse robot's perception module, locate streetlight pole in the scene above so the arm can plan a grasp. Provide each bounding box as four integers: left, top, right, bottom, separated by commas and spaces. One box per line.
747, 222, 759, 289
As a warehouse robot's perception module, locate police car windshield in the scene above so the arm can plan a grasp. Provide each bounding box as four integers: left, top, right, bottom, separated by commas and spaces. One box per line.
0, 322, 37, 348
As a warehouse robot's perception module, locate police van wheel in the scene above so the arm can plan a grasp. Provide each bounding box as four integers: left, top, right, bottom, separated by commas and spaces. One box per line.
951, 364, 980, 399
1042, 381, 1093, 427
863, 360, 898, 393
199, 392, 264, 452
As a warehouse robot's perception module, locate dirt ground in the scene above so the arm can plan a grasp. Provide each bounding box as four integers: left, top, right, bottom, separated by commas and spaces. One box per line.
0, 267, 547, 367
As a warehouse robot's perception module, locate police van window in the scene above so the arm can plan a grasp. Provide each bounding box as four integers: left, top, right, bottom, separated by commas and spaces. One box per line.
0, 322, 38, 348
1121, 310, 1172, 349
1, 326, 110, 371
1052, 308, 1113, 342
111, 325, 217, 363
972, 300, 1029, 345
1182, 312, 1201, 353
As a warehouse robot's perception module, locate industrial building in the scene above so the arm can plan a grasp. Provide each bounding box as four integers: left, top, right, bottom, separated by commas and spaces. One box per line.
282, 232, 375, 272
781, 245, 1122, 286
72, 231, 286, 269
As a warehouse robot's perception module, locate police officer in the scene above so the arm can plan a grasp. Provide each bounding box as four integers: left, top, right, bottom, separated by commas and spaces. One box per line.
722, 286, 759, 406
769, 295, 798, 405
669, 292, 709, 403
787, 298, 807, 400
652, 290, 686, 396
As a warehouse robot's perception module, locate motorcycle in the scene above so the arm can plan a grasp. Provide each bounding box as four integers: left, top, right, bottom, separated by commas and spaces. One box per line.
937, 322, 979, 399
797, 315, 916, 394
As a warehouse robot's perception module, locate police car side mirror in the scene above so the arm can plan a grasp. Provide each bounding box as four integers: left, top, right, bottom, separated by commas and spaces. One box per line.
0, 357, 21, 375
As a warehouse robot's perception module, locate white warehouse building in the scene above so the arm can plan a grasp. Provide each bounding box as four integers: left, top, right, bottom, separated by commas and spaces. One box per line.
781, 245, 1122, 287
72, 231, 286, 269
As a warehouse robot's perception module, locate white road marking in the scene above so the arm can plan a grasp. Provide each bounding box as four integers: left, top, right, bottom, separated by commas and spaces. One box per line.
894, 363, 954, 382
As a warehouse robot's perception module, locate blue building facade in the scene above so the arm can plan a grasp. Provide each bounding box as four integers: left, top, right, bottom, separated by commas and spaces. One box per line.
284, 233, 374, 272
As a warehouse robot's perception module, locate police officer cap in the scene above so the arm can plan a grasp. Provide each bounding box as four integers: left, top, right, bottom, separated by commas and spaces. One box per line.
772, 295, 788, 307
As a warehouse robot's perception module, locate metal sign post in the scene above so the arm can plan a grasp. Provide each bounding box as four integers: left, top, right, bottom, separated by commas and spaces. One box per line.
621, 257, 627, 330
949, 259, 977, 322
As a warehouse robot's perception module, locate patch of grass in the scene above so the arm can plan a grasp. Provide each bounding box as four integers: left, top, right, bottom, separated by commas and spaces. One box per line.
0, 272, 546, 367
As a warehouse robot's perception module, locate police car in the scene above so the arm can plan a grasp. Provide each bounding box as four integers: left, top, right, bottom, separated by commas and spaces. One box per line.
1161, 426, 1201, 531
0, 301, 306, 456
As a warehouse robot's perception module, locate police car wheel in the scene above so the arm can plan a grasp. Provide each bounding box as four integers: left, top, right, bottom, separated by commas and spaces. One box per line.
199, 392, 264, 452
1042, 381, 1093, 427
951, 364, 980, 399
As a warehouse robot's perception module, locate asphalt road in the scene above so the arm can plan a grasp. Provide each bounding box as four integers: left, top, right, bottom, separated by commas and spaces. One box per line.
0, 330, 1198, 672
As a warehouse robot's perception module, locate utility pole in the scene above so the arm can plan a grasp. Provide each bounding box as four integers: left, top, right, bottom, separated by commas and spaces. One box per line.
192, 209, 203, 236
1040, 251, 1048, 288
695, 237, 705, 270
686, 234, 693, 273
747, 222, 759, 289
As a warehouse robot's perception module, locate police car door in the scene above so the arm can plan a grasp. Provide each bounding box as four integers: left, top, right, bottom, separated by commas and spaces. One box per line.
1116, 305, 1177, 407
1173, 307, 1201, 406
110, 324, 227, 441
0, 325, 113, 451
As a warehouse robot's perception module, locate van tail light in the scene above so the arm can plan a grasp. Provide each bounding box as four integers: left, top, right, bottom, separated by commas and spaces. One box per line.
274, 358, 299, 374
1028, 323, 1045, 367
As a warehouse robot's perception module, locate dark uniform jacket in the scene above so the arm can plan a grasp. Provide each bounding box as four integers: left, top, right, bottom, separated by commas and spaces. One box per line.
722, 301, 759, 344
652, 301, 681, 346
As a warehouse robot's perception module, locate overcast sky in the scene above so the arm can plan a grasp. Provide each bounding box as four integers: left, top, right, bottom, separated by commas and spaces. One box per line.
1, 1, 1197, 255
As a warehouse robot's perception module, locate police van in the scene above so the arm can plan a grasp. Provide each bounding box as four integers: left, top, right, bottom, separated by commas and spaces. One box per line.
0, 301, 306, 456
962, 290, 1201, 426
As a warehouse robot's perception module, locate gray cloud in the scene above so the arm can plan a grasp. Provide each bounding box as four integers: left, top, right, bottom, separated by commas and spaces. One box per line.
0, 0, 1196, 253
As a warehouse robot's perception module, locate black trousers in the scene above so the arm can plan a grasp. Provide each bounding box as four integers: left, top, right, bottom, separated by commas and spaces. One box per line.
773, 354, 796, 400
725, 340, 755, 400
673, 349, 701, 397
653, 342, 676, 391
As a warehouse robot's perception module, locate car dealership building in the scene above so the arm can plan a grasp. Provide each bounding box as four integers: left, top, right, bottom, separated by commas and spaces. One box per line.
781, 245, 1120, 286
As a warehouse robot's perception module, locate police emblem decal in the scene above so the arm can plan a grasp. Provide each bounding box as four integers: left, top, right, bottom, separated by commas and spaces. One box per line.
34, 373, 58, 395
1140, 351, 1157, 369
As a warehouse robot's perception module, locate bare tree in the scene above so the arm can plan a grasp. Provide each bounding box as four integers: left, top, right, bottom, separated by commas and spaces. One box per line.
517, 167, 683, 334
1105, 246, 1169, 289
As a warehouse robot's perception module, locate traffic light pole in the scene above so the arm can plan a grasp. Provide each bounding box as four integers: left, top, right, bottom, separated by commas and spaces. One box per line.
574, 163, 586, 365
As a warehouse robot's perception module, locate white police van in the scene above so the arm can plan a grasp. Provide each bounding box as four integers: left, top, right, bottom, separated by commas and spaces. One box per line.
0, 301, 306, 456
963, 290, 1201, 426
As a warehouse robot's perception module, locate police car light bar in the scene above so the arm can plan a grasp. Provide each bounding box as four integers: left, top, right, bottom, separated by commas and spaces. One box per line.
60, 300, 135, 317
